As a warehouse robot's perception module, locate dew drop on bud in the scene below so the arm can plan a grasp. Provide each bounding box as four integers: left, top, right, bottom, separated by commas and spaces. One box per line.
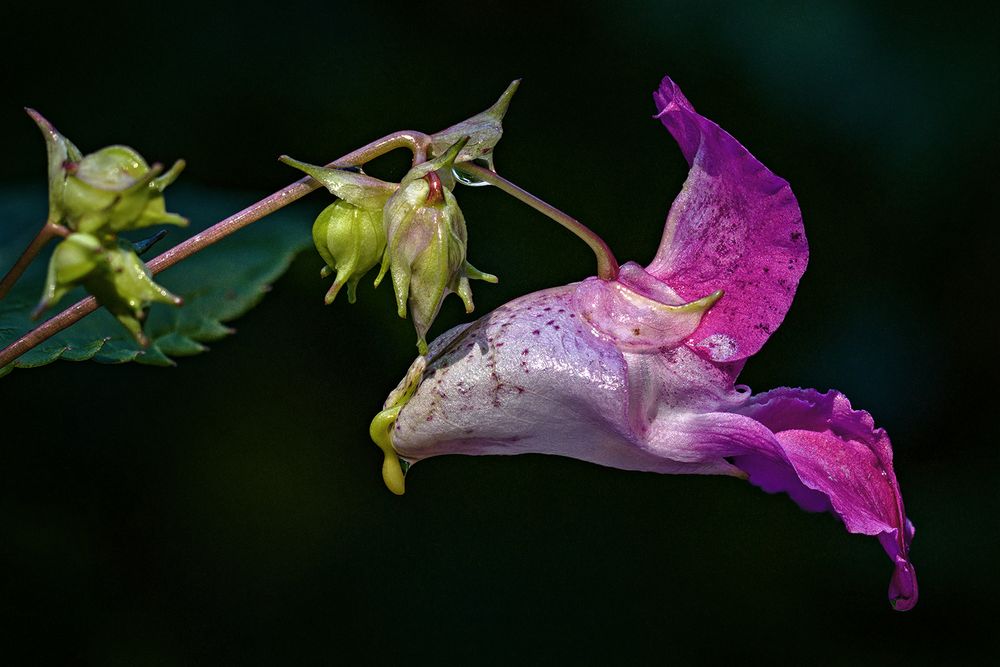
452, 157, 494, 187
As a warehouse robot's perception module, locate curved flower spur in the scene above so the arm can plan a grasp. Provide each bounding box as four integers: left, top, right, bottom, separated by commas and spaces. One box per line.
370, 76, 917, 611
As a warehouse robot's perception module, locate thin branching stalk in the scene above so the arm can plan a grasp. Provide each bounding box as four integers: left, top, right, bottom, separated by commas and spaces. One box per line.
455, 163, 619, 281
0, 221, 69, 299
0, 131, 431, 370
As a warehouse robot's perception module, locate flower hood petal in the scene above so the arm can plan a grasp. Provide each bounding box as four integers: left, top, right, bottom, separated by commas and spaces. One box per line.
647, 76, 807, 362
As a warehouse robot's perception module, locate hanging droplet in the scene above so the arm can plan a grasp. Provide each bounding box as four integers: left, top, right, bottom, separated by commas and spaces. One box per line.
453, 156, 494, 187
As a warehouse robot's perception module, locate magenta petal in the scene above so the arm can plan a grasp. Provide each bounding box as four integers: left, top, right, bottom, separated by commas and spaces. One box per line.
388, 289, 917, 609
379, 74, 916, 611
647, 76, 808, 362
391, 286, 744, 477
573, 262, 723, 353
732, 388, 918, 611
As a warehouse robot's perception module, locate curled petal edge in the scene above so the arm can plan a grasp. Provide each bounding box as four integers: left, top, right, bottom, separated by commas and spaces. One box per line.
648, 76, 808, 362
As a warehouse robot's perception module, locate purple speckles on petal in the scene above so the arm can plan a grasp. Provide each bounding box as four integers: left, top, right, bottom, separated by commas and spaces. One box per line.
649, 75, 807, 362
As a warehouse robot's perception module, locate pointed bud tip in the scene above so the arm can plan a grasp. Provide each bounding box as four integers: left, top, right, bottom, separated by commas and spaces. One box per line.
490, 79, 522, 117
25, 108, 56, 134
438, 136, 472, 168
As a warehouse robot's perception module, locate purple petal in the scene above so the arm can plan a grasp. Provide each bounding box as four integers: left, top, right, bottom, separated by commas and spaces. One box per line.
731, 388, 917, 611
391, 285, 744, 477
388, 289, 916, 609
573, 262, 723, 353
647, 76, 808, 362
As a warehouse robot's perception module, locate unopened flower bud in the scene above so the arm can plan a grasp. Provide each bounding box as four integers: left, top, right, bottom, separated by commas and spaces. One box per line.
311, 201, 386, 303
280, 156, 398, 304
89, 242, 181, 345
34, 232, 103, 315
62, 146, 187, 233
34, 234, 180, 345
378, 138, 497, 352
27, 110, 187, 234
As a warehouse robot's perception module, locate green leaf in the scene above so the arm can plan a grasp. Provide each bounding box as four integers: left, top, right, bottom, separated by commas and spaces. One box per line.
0, 184, 312, 377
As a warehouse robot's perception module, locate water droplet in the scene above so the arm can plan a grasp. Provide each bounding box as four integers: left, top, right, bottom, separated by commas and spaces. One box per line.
453, 157, 494, 187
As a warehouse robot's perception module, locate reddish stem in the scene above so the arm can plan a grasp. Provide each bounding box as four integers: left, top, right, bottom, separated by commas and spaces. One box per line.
0, 131, 431, 371
455, 162, 619, 281
0, 221, 68, 300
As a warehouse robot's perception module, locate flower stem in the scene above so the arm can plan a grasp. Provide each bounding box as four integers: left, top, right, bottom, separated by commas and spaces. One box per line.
0, 221, 68, 300
0, 130, 432, 371
455, 162, 619, 281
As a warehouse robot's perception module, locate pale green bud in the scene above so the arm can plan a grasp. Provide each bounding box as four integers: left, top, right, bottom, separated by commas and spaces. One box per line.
377, 138, 497, 353
34, 232, 103, 315
87, 241, 181, 345
429, 79, 520, 170
280, 156, 399, 304
34, 234, 180, 345
63, 146, 187, 233
26, 110, 187, 234
312, 200, 386, 304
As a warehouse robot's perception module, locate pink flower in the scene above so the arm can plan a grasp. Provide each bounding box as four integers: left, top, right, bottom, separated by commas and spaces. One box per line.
375, 76, 917, 611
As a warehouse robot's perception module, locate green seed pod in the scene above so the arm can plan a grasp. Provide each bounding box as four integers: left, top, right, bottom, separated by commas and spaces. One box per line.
378, 139, 497, 353
312, 200, 386, 304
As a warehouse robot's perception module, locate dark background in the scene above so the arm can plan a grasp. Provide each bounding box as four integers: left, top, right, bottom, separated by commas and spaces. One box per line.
1, 1, 995, 663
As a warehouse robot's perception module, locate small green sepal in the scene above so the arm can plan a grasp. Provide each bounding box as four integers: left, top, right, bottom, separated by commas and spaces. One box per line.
279, 155, 398, 210
26, 108, 82, 225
